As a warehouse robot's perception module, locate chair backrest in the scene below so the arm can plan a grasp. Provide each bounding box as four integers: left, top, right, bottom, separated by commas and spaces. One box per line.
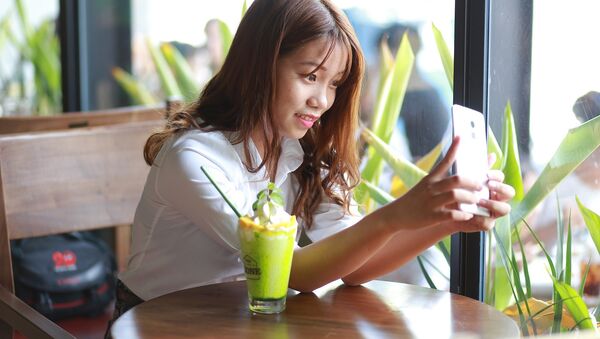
0, 120, 161, 293
0, 104, 168, 274
0, 104, 165, 135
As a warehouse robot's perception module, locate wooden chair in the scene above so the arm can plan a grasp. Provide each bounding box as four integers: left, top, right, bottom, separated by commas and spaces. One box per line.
0, 104, 166, 135
0, 104, 168, 273
0, 120, 161, 338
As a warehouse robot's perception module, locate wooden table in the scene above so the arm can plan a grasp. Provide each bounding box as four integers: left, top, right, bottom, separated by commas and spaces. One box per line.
111, 280, 520, 338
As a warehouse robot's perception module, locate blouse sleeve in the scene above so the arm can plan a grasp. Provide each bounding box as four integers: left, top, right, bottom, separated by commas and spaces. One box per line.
303, 194, 363, 243
154, 132, 251, 253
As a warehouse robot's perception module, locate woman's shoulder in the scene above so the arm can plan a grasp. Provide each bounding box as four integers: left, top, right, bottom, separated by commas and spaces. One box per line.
175, 128, 230, 147
160, 129, 241, 168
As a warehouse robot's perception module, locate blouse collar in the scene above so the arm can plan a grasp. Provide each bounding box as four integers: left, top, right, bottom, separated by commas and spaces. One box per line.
226, 132, 304, 187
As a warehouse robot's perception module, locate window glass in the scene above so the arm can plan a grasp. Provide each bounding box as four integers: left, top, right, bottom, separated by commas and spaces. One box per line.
0, 0, 60, 116
528, 0, 600, 304
342, 0, 454, 290
130, 0, 245, 103
343, 0, 454, 158
488, 0, 600, 313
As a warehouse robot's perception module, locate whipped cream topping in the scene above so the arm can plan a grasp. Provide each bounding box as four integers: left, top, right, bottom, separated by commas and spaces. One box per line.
249, 183, 294, 230
252, 201, 292, 230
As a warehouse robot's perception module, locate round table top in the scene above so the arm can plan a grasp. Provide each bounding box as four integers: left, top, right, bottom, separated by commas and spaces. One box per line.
111, 280, 520, 338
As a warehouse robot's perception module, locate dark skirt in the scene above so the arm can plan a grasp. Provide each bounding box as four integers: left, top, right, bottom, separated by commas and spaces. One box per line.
104, 279, 144, 339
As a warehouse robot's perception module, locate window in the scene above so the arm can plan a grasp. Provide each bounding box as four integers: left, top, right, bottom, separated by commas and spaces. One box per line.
129, 0, 246, 104
487, 0, 600, 314
0, 0, 60, 116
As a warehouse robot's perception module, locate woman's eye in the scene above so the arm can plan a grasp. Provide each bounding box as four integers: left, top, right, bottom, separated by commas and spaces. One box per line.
306, 73, 317, 82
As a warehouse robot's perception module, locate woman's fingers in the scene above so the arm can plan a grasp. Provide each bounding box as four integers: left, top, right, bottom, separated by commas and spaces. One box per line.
428, 175, 482, 195
440, 215, 493, 233
488, 181, 515, 202
428, 136, 460, 179
478, 199, 511, 218
487, 169, 505, 182
436, 209, 474, 222
465, 216, 496, 232
430, 188, 479, 208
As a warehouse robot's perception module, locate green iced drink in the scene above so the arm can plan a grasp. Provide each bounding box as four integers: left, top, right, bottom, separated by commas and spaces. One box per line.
200, 168, 296, 314
237, 183, 297, 314
238, 216, 297, 313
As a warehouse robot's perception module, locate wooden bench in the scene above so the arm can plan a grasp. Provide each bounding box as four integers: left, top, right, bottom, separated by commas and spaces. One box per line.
0, 120, 162, 338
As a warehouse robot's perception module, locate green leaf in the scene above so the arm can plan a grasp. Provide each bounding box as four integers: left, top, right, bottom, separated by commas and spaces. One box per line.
160, 43, 200, 102
270, 194, 284, 207
511, 115, 600, 225
375, 39, 394, 107
112, 67, 156, 105
31, 21, 61, 97
491, 228, 529, 334
417, 142, 443, 172
555, 196, 565, 281
359, 69, 393, 198
580, 258, 591, 296
241, 0, 248, 17
577, 196, 600, 256
358, 180, 394, 206
566, 219, 572, 286
362, 33, 415, 186
0, 13, 12, 55
146, 38, 182, 98
485, 234, 494, 304
431, 23, 453, 90
420, 254, 449, 281
501, 102, 524, 202
376, 33, 415, 143
417, 256, 437, 290
10, 14, 62, 115
510, 251, 526, 303
361, 128, 426, 189
218, 19, 233, 62
515, 226, 532, 299
436, 237, 450, 264
523, 220, 557, 279
552, 288, 562, 334
15, 0, 33, 39
494, 215, 514, 311
550, 278, 597, 331
510, 250, 537, 333
487, 128, 504, 170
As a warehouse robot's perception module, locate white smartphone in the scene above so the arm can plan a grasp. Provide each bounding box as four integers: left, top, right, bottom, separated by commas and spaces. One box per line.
451, 104, 490, 217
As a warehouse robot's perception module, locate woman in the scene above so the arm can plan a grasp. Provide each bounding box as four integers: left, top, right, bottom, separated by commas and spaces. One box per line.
107, 0, 514, 333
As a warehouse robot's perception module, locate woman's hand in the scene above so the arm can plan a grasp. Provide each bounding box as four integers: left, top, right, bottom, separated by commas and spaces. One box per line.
441, 159, 515, 233
380, 136, 485, 231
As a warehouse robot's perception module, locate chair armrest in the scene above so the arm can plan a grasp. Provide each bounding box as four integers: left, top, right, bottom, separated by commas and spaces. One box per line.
0, 285, 75, 339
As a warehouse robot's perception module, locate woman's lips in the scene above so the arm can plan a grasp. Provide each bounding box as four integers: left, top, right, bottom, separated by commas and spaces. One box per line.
295, 113, 318, 129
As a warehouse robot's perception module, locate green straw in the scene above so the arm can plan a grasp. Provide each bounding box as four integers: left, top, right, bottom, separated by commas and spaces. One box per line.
200, 166, 241, 218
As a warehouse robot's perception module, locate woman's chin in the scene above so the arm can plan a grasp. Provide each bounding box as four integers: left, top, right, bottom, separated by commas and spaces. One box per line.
281, 129, 309, 140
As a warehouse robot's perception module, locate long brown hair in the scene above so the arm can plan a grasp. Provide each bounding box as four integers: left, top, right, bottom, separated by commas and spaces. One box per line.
144, 0, 364, 228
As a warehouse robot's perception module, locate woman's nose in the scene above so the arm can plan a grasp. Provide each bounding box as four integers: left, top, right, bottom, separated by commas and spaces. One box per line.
307, 87, 329, 110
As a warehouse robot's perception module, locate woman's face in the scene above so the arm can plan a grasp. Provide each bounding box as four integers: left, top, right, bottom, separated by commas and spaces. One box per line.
272, 37, 347, 140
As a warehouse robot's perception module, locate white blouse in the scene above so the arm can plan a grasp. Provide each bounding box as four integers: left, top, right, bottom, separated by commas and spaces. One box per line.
119, 129, 362, 300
